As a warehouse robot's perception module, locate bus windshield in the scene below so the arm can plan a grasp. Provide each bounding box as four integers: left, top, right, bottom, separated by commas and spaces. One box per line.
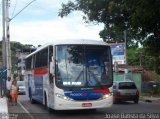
55, 45, 112, 89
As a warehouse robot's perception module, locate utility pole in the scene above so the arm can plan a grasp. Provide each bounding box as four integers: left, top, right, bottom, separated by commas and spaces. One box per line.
1, 0, 6, 97
1, 0, 11, 97
124, 30, 128, 81
6, 0, 12, 77
1, 0, 36, 97
2, 0, 11, 77
2, 0, 6, 66
2, 0, 37, 77
4, 0, 37, 77
124, 30, 127, 66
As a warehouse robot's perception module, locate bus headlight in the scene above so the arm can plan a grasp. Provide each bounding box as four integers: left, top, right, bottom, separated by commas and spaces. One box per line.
102, 93, 113, 99
56, 93, 73, 101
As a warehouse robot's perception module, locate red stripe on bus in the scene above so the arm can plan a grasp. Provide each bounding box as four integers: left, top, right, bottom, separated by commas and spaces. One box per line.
94, 88, 110, 93
33, 68, 48, 75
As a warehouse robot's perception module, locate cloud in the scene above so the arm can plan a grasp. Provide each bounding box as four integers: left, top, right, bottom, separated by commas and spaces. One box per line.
7, 0, 104, 47
10, 14, 104, 46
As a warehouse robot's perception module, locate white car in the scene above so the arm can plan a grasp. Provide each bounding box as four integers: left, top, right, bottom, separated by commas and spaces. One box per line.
113, 81, 139, 104
17, 81, 26, 94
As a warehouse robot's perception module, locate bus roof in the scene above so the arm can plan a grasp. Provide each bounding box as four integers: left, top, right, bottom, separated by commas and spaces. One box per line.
43, 39, 108, 46
25, 39, 109, 59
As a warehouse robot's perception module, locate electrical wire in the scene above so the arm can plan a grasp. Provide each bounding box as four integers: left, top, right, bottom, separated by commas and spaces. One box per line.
9, 0, 37, 21
11, 0, 18, 18
9, 0, 58, 22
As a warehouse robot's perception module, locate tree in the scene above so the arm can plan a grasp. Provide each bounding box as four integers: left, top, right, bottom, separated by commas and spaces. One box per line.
59, 0, 160, 44
59, 0, 138, 46
127, 48, 141, 66
59, 0, 160, 74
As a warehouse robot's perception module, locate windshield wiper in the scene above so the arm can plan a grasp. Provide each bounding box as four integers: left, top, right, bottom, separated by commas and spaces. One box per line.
88, 68, 106, 89
68, 70, 84, 90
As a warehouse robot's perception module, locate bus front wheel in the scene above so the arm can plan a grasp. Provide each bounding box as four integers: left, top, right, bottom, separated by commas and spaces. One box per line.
44, 92, 52, 113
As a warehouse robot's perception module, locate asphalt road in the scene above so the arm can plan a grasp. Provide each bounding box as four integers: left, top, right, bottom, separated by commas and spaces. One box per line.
8, 94, 160, 119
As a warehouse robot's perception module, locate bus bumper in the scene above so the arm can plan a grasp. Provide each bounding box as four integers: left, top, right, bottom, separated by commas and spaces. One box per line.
54, 95, 113, 110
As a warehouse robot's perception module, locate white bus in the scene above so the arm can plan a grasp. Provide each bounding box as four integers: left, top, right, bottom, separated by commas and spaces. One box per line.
25, 39, 113, 111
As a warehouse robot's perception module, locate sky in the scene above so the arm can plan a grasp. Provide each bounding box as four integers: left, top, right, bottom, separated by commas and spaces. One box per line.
1, 0, 104, 47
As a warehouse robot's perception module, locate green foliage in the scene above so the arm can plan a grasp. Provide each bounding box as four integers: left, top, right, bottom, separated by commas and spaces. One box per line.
59, 0, 160, 74
59, 0, 160, 44
127, 48, 139, 66
143, 35, 160, 74
59, 0, 141, 46
127, 47, 147, 66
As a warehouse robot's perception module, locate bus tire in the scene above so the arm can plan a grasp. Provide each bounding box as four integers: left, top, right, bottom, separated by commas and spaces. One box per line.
44, 92, 52, 113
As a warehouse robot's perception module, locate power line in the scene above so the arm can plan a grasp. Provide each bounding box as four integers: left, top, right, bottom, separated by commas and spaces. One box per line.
9, 0, 37, 21
11, 0, 18, 18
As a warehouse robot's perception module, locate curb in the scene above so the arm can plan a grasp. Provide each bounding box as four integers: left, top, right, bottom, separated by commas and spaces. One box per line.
0, 97, 9, 119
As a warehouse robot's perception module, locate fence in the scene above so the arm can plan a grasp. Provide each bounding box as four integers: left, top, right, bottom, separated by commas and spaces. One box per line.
114, 72, 142, 93
0, 67, 7, 98
0, 75, 7, 98
141, 81, 160, 96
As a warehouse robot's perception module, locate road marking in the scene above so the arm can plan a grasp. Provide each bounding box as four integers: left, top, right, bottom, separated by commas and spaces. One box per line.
18, 101, 35, 119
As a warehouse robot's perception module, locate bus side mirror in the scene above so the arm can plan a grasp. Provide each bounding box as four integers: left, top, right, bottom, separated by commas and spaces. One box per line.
50, 56, 55, 75
51, 56, 54, 62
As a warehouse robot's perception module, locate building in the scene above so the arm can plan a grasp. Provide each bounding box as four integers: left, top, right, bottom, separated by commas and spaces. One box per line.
16, 48, 36, 79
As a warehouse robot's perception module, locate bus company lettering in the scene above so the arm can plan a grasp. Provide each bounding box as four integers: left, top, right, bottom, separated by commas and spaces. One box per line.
70, 93, 83, 96
69, 92, 101, 97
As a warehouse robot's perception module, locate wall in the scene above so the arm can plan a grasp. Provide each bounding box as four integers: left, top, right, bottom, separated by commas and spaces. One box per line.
114, 72, 142, 92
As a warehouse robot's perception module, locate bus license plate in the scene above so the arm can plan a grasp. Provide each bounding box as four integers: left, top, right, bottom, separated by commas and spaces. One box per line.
82, 103, 92, 107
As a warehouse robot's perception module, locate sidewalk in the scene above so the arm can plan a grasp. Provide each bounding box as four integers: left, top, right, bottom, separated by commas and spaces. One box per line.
0, 97, 9, 119
140, 96, 160, 103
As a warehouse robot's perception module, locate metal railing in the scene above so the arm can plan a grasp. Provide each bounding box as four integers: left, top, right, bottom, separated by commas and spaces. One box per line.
0, 69, 7, 98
